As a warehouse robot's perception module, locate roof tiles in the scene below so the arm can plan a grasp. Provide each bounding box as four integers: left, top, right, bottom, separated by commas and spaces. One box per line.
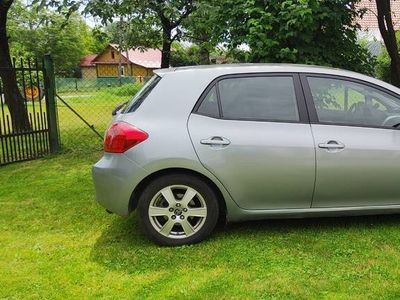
356, 0, 400, 30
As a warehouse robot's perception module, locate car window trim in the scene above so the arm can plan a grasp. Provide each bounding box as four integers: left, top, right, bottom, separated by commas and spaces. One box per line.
192, 72, 310, 124
299, 73, 400, 130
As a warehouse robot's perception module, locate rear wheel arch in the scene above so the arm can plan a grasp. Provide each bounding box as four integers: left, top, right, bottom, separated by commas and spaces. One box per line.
129, 168, 226, 219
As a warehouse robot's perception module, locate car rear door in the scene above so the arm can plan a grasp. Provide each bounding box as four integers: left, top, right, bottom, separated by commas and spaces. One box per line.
301, 74, 400, 208
188, 74, 315, 210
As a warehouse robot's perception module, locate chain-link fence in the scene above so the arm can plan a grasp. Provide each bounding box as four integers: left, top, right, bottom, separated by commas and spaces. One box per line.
56, 64, 154, 152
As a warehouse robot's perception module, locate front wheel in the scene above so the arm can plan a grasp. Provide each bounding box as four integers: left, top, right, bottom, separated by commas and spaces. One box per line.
137, 174, 220, 246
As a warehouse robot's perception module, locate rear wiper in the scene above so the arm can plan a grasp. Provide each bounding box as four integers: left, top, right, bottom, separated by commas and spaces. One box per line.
112, 102, 128, 116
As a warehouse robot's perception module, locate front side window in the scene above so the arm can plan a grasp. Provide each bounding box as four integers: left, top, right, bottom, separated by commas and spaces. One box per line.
196, 76, 300, 122
307, 77, 400, 128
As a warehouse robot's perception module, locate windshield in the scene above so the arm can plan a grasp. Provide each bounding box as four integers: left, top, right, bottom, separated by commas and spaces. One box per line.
123, 75, 161, 113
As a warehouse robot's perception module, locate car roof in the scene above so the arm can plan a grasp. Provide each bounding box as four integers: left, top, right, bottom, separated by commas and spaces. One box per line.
154, 63, 400, 94
155, 63, 354, 76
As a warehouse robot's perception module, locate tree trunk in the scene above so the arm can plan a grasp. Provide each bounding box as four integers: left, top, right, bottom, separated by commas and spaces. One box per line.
161, 32, 171, 68
376, 0, 400, 88
199, 48, 210, 65
199, 30, 210, 65
152, 2, 194, 69
0, 0, 31, 132
160, 16, 172, 69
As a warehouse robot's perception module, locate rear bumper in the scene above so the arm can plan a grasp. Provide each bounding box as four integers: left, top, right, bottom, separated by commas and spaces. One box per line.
92, 153, 149, 216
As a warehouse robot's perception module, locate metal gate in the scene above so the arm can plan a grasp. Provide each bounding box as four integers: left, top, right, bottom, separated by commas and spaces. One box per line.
0, 55, 59, 165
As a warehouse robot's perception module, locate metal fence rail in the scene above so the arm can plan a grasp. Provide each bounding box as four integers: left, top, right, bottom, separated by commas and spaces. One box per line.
55, 64, 153, 152
0, 103, 50, 165
0, 53, 158, 160
0, 57, 59, 165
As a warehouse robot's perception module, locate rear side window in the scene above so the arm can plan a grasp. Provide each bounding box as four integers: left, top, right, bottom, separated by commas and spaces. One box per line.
196, 76, 300, 122
197, 86, 219, 117
123, 75, 161, 113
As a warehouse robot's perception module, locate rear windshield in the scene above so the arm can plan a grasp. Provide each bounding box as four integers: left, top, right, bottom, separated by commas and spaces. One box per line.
123, 75, 161, 113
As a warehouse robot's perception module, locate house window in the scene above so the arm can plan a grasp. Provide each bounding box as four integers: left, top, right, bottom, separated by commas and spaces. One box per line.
111, 51, 115, 59
120, 67, 125, 77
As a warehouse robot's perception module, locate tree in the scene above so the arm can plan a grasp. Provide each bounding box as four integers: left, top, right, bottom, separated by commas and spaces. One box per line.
375, 0, 400, 87
375, 31, 400, 84
0, 0, 30, 131
169, 42, 200, 66
1, 0, 104, 132
219, 0, 374, 75
182, 1, 226, 65
148, 1, 195, 68
8, 1, 103, 77
84, 0, 196, 68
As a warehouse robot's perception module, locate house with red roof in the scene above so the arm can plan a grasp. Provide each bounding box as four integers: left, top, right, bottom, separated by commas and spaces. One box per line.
79, 44, 162, 81
353, 1, 400, 56
356, 0, 400, 38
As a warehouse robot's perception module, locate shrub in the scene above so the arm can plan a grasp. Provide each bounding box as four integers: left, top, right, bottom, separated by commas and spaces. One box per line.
105, 83, 143, 97
375, 31, 400, 84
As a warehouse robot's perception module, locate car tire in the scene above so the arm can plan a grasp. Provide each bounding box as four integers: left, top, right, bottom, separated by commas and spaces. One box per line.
137, 174, 219, 246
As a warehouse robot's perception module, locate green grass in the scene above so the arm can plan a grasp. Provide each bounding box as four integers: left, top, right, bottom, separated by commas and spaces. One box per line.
0, 89, 125, 155
56, 87, 135, 151
1, 152, 400, 299
57, 89, 131, 130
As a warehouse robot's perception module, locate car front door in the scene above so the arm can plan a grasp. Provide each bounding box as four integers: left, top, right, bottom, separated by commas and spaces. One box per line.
188, 74, 315, 210
302, 75, 400, 208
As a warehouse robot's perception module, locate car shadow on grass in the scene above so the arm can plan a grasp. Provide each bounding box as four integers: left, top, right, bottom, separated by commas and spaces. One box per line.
90, 212, 400, 274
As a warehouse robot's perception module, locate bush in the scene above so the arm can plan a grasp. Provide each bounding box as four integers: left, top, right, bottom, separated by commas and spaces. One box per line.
104, 83, 144, 97
375, 51, 392, 83
375, 31, 400, 84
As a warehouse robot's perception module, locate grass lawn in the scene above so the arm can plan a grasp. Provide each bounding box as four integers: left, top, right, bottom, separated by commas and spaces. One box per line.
1, 152, 400, 299
55, 85, 141, 152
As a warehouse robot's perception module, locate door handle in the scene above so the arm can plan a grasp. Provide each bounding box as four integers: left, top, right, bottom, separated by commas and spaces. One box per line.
200, 137, 231, 146
318, 140, 345, 150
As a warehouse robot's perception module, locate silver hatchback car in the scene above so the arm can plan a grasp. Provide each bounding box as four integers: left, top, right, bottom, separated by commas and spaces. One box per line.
92, 64, 400, 246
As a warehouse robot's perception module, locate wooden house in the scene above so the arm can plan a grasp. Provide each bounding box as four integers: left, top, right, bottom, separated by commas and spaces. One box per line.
79, 44, 162, 80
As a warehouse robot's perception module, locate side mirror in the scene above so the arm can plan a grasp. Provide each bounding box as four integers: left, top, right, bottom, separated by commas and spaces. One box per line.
112, 102, 128, 116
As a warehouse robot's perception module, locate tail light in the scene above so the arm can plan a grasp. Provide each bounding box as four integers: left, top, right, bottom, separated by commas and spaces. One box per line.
104, 122, 148, 153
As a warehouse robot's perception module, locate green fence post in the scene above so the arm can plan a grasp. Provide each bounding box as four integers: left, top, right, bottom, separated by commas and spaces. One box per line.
43, 54, 60, 152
